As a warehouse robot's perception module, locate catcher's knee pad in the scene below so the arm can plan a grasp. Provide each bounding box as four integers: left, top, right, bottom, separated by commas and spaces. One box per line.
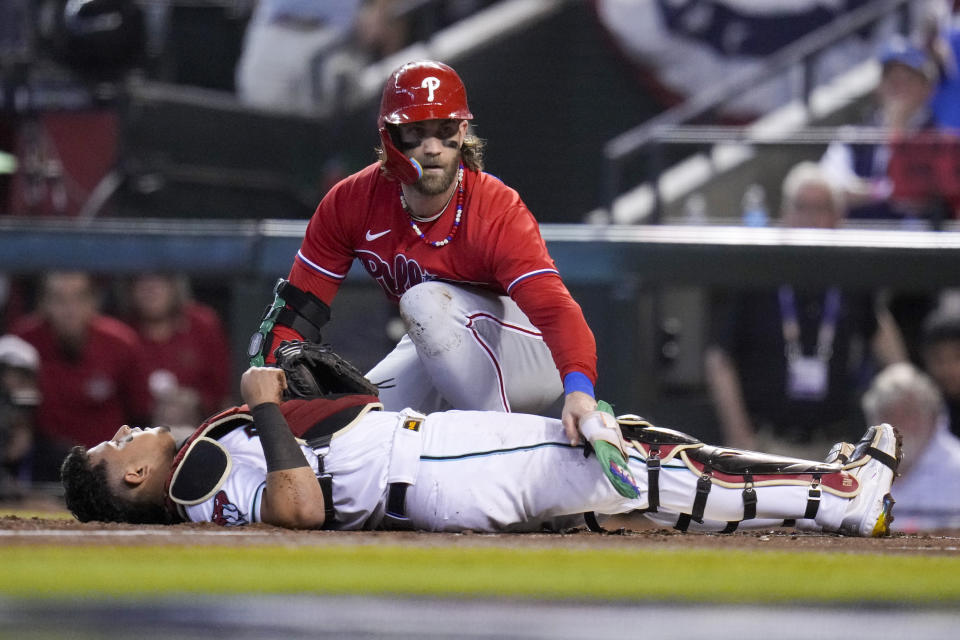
248, 278, 331, 366
616, 415, 856, 529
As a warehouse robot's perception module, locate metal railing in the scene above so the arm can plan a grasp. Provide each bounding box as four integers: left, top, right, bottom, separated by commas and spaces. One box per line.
600, 0, 915, 217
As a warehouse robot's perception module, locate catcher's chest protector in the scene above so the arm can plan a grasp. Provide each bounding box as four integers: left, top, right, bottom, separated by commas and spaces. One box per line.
165, 396, 382, 512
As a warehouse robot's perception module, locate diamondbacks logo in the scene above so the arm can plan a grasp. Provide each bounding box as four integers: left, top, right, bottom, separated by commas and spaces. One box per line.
212, 490, 247, 526
357, 250, 433, 299
421, 77, 440, 101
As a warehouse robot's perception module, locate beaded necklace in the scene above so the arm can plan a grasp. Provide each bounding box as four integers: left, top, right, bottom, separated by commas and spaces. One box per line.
399, 166, 464, 248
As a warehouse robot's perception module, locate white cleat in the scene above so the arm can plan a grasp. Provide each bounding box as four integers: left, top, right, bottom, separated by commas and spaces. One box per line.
835, 424, 902, 537
824, 441, 855, 465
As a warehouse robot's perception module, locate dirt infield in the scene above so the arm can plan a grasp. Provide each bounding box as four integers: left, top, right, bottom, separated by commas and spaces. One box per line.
2, 490, 959, 554
3, 513, 959, 555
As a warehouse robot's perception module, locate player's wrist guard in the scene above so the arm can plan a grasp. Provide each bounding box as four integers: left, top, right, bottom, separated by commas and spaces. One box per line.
563, 371, 594, 398
251, 402, 309, 472
248, 278, 331, 366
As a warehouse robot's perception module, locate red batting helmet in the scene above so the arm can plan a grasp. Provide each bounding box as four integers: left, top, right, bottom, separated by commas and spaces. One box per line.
378, 60, 474, 183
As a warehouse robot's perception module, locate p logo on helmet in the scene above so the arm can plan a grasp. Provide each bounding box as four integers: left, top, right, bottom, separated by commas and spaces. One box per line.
378, 61, 473, 184
421, 77, 441, 102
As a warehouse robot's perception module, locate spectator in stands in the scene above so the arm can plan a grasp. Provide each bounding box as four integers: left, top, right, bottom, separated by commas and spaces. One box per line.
594, 0, 883, 121
235, 0, 409, 114
704, 162, 907, 457
861, 362, 960, 531
236, 0, 361, 113
920, 301, 960, 437
924, 0, 960, 130
10, 272, 151, 458
821, 34, 946, 223
124, 274, 232, 438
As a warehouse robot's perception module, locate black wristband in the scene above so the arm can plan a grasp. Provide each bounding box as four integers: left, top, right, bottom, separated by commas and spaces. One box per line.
251, 402, 308, 472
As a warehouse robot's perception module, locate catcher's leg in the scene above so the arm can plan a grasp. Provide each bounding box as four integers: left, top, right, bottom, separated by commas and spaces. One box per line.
402, 411, 643, 532
397, 282, 563, 414
615, 420, 901, 536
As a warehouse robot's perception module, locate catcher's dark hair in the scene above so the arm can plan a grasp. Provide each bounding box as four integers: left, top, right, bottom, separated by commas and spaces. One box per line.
60, 446, 175, 525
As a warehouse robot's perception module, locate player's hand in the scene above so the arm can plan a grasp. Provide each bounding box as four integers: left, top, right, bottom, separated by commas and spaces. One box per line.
561, 391, 598, 446
241, 366, 287, 407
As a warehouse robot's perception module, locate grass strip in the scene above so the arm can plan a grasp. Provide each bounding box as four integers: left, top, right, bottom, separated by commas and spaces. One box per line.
2, 544, 958, 603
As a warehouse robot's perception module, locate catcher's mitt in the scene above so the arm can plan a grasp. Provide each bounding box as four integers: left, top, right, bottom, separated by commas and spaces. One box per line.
273, 340, 379, 399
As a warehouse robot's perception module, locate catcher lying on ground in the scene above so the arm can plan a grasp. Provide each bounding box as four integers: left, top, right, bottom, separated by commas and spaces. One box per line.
61, 345, 902, 536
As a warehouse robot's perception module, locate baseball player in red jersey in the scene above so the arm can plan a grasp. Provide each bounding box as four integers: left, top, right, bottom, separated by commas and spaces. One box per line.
248, 60, 598, 443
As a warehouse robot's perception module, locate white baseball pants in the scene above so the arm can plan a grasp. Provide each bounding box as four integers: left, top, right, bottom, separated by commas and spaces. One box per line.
392, 410, 847, 533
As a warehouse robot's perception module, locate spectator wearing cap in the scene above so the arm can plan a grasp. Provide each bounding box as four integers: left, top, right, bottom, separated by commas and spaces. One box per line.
821, 34, 941, 223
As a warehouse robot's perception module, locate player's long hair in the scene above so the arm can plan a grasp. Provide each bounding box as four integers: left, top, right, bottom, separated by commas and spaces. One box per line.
457, 131, 485, 172
376, 125, 485, 173
60, 446, 176, 525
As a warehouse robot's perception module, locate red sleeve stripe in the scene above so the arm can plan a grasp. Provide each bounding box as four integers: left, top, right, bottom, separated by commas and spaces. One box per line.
296, 250, 347, 280
506, 269, 559, 293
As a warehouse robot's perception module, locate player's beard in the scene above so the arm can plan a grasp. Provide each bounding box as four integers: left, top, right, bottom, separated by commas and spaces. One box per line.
413, 155, 459, 196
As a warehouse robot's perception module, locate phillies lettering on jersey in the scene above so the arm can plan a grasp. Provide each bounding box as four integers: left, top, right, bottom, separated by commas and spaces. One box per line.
356, 250, 434, 299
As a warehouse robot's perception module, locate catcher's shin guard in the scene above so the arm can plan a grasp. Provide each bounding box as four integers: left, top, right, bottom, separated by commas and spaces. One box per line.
615, 415, 862, 532
248, 278, 331, 366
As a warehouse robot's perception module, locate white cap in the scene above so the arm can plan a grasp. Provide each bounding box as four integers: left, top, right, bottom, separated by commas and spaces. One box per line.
0, 334, 40, 371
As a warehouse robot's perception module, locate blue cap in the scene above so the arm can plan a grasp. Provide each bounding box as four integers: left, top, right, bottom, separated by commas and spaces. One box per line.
879, 35, 937, 81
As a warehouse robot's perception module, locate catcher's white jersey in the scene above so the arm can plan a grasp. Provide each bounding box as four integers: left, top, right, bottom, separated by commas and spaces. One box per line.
183, 408, 852, 533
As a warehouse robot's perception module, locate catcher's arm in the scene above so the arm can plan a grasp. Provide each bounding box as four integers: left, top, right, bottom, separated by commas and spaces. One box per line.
241, 367, 326, 529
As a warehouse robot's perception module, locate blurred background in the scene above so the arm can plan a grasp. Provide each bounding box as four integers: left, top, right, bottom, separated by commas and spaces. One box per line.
2, 0, 960, 530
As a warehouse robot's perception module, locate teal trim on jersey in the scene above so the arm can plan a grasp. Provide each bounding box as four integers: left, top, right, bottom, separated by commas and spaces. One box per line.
420, 441, 579, 462
420, 445, 689, 468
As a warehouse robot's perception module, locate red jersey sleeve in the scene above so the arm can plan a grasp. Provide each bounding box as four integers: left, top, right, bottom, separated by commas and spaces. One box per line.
290, 170, 374, 305
476, 179, 597, 384
510, 275, 598, 384
476, 178, 560, 294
